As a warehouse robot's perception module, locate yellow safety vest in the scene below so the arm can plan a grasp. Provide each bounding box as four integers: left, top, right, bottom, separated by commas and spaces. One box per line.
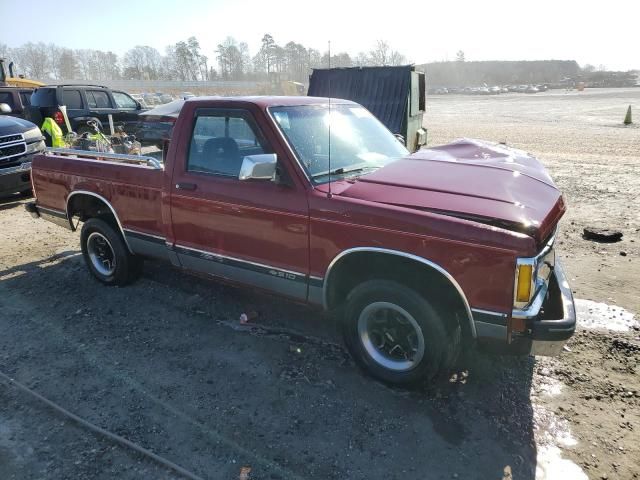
41, 117, 66, 148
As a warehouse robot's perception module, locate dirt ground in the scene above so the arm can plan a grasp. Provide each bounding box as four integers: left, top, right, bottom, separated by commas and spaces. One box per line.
1, 88, 638, 479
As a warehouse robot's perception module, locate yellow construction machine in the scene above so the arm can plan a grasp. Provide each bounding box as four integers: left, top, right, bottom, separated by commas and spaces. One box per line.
0, 59, 45, 88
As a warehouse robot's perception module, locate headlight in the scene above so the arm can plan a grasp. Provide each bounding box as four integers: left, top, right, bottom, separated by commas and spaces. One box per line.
23, 127, 44, 143
26, 140, 46, 153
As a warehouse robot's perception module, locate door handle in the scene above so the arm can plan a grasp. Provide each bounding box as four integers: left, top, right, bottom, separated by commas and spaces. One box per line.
175, 182, 197, 191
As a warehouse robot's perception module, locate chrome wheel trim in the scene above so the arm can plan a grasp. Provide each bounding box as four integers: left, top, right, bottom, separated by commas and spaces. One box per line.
87, 232, 116, 276
357, 301, 425, 372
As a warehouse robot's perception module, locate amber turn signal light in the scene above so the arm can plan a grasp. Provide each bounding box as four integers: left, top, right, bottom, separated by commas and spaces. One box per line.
515, 264, 533, 303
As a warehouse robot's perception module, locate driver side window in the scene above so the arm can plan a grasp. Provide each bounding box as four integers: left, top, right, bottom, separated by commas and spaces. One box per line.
187, 111, 267, 178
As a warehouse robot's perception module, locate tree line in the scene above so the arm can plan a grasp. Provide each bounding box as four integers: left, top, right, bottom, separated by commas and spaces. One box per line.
0, 36, 407, 83
420, 59, 582, 86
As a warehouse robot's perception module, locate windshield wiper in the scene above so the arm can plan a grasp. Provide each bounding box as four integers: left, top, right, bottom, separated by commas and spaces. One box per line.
311, 165, 378, 179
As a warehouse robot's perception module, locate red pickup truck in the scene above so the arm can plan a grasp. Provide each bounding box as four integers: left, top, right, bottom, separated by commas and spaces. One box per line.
26, 96, 575, 384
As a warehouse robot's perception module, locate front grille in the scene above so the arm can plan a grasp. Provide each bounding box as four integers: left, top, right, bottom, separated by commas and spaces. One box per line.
0, 134, 23, 146
0, 142, 27, 161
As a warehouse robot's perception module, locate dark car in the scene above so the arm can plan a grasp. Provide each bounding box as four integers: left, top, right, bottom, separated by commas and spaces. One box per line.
133, 99, 184, 149
0, 115, 45, 196
0, 86, 35, 120
28, 85, 146, 136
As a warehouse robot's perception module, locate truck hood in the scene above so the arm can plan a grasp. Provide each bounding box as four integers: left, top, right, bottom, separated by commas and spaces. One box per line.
337, 139, 565, 245
0, 115, 38, 135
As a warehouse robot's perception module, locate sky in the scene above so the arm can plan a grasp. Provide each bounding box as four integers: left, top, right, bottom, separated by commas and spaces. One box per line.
1, 0, 638, 71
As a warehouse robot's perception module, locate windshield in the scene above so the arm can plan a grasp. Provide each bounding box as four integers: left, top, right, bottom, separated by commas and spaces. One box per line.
270, 104, 408, 184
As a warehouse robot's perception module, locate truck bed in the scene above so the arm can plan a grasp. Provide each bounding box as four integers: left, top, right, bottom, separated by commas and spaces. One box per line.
31, 150, 165, 237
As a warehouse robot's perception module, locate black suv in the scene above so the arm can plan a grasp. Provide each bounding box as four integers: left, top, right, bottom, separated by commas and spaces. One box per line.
29, 85, 146, 135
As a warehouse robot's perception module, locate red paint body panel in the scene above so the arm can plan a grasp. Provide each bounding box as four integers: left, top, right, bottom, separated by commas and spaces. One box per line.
31, 96, 566, 319
31, 155, 165, 236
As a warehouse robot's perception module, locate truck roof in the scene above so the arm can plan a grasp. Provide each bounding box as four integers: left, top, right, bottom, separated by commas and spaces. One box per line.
185, 95, 357, 108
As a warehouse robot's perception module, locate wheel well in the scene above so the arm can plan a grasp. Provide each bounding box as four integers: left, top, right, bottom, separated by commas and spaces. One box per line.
66, 194, 118, 232
326, 251, 473, 338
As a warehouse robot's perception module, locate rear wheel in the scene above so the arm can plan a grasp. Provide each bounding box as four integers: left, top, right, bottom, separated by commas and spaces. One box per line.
342, 280, 459, 385
80, 218, 142, 286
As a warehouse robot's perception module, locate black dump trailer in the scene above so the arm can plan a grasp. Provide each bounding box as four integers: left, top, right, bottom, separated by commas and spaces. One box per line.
307, 65, 427, 151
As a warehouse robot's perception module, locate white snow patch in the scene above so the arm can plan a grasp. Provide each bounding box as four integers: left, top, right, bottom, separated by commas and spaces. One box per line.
575, 299, 637, 332
532, 360, 587, 480
533, 367, 564, 398
536, 446, 588, 480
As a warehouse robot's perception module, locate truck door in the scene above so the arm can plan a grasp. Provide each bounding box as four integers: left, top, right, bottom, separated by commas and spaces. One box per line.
169, 107, 310, 301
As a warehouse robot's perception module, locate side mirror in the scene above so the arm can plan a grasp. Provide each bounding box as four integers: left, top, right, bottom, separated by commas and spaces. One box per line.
0, 103, 12, 114
239, 153, 277, 181
393, 133, 405, 145
135, 101, 142, 110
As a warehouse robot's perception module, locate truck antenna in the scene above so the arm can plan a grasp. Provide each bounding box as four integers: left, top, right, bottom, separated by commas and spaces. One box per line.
327, 40, 332, 199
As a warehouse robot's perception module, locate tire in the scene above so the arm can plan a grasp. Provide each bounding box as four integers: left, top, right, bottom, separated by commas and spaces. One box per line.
80, 218, 143, 286
342, 279, 459, 385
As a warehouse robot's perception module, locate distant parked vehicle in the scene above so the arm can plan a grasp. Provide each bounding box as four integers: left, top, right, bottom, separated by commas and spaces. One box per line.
477, 87, 490, 95
142, 93, 157, 106
434, 87, 449, 95
131, 94, 149, 108
536, 84, 548, 92
500, 86, 510, 94
154, 92, 173, 104
489, 86, 501, 95
0, 115, 45, 196
0, 86, 35, 120
133, 99, 184, 149
28, 85, 146, 136
526, 85, 539, 94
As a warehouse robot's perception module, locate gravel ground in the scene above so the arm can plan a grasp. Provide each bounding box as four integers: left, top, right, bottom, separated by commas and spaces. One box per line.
1, 88, 639, 480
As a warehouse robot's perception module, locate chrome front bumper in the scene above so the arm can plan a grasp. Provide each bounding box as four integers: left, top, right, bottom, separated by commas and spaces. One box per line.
474, 260, 576, 356
526, 260, 576, 355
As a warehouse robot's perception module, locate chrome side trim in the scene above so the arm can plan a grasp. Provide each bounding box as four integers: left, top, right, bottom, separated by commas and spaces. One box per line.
123, 228, 166, 243
174, 244, 307, 300
66, 190, 133, 253
323, 247, 477, 338
471, 308, 508, 318
174, 243, 306, 279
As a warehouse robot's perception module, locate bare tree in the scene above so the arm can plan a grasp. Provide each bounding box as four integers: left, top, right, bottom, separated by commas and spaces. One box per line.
217, 37, 250, 80
15, 42, 49, 80
456, 50, 465, 62
58, 49, 77, 80
369, 40, 390, 66
123, 46, 162, 80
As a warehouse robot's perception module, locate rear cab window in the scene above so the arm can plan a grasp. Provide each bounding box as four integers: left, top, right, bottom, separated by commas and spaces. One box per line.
62, 89, 83, 109
187, 110, 268, 178
86, 90, 112, 109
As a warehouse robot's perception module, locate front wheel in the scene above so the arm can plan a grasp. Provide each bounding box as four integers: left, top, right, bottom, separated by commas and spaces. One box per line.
342, 280, 458, 385
80, 218, 142, 286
